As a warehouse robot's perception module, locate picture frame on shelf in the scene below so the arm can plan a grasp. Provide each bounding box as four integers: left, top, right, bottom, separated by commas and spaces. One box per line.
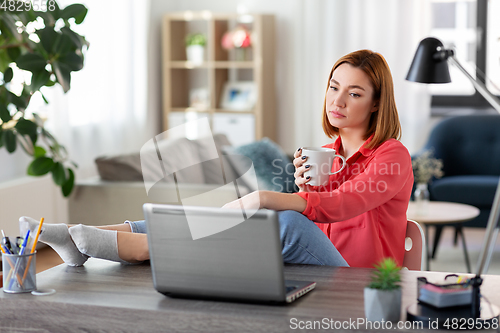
189, 88, 210, 109
220, 81, 257, 111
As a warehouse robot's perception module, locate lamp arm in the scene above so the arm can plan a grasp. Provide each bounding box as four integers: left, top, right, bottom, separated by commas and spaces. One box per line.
449, 55, 500, 113
476, 178, 500, 276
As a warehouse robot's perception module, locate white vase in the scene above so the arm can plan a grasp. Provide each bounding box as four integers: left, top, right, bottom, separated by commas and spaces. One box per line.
414, 183, 430, 215
364, 287, 402, 322
186, 45, 204, 64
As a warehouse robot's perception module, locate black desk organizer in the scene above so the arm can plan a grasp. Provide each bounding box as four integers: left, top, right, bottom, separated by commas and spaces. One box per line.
407, 275, 500, 330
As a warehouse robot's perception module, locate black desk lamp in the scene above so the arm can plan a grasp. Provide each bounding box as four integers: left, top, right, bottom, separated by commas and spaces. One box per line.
406, 37, 500, 113
405, 37, 500, 327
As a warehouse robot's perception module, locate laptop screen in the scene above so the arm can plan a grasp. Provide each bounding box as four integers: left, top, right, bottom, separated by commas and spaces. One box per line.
145, 205, 287, 301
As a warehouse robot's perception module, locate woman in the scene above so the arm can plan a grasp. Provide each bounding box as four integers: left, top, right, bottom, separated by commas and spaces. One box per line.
20, 49, 413, 268
223, 49, 413, 268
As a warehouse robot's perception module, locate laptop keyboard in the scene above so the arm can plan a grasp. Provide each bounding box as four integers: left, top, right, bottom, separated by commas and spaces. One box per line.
286, 286, 297, 293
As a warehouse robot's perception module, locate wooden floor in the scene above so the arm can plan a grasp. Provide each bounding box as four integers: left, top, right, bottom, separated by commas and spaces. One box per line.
427, 225, 500, 274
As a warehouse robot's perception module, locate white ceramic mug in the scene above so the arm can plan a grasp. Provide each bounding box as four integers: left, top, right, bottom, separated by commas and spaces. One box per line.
302, 147, 346, 186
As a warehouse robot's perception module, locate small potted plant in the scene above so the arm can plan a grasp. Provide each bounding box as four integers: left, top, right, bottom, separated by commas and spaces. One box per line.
185, 33, 206, 64
364, 258, 402, 322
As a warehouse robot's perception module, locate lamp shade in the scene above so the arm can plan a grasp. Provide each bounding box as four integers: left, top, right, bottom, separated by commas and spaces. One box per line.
406, 37, 451, 84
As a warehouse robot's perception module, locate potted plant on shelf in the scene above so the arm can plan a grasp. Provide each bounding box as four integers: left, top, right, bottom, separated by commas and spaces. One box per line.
364, 258, 402, 322
412, 149, 444, 214
0, 2, 89, 197
185, 33, 206, 64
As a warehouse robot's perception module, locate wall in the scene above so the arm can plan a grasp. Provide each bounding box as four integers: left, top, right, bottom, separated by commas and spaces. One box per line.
0, 176, 67, 236
0, 150, 32, 183
149, 0, 303, 154
148, 0, 433, 155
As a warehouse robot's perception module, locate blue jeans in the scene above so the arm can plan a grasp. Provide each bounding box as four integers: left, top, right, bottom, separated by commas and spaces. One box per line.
126, 220, 148, 234
126, 210, 348, 267
278, 210, 348, 266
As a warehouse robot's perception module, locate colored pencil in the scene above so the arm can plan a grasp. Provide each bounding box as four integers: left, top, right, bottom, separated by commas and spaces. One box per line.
2, 243, 24, 288
30, 217, 44, 254
21, 217, 45, 284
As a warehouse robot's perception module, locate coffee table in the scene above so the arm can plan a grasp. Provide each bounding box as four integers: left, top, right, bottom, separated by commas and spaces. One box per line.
407, 201, 480, 272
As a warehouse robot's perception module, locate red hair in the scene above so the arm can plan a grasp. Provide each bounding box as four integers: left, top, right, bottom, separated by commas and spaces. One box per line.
322, 50, 401, 149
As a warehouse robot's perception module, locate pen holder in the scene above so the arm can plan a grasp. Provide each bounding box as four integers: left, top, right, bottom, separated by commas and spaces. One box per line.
2, 252, 36, 293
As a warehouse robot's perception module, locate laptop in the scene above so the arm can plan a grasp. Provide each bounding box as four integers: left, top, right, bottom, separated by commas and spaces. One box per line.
143, 203, 316, 303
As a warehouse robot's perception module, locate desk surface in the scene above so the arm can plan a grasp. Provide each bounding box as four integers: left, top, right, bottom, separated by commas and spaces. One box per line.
407, 201, 480, 224
1, 259, 499, 332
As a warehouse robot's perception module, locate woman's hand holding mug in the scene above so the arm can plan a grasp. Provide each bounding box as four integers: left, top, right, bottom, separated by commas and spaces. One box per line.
293, 147, 313, 192
294, 147, 347, 191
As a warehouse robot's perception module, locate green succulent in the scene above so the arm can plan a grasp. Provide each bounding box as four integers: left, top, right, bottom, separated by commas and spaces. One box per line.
367, 258, 401, 291
185, 33, 206, 47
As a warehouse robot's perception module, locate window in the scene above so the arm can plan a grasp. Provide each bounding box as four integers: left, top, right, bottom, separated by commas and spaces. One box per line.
430, 0, 500, 108
486, 0, 500, 95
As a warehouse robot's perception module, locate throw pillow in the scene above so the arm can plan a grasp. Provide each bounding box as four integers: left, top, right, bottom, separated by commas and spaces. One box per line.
146, 136, 205, 184
95, 136, 205, 184
222, 138, 296, 193
191, 133, 236, 185
95, 153, 143, 181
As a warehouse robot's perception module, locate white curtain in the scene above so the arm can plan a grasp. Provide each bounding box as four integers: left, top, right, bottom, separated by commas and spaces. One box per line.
293, 0, 432, 154
36, 0, 153, 178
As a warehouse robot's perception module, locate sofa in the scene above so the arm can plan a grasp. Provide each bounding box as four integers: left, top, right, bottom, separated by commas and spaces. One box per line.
419, 114, 500, 256
68, 134, 296, 225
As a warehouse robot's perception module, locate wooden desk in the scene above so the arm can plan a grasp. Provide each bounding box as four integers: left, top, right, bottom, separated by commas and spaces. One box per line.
407, 201, 480, 272
1, 259, 499, 332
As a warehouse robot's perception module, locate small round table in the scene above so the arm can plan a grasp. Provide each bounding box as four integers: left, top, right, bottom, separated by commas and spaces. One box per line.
407, 201, 480, 272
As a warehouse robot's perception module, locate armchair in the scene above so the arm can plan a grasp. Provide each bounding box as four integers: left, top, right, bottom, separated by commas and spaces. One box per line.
421, 114, 500, 257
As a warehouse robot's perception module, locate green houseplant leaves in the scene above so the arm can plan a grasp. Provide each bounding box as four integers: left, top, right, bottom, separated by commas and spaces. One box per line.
0, 2, 88, 197
185, 33, 206, 46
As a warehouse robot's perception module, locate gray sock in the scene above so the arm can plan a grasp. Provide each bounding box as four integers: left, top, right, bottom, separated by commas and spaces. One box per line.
19, 216, 89, 267
69, 224, 130, 264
